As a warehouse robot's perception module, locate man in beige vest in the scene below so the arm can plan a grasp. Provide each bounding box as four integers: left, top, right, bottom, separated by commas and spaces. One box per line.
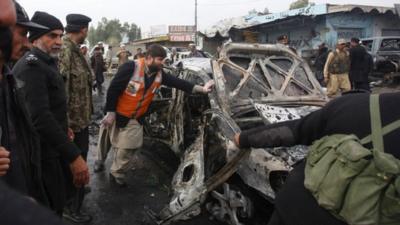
323, 39, 351, 97
116, 44, 132, 67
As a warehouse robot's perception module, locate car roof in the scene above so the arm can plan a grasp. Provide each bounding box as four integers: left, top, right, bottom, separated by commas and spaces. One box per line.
361, 36, 400, 41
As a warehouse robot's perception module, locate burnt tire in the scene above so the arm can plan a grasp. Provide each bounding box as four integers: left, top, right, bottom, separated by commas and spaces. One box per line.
206, 174, 274, 225
140, 139, 180, 176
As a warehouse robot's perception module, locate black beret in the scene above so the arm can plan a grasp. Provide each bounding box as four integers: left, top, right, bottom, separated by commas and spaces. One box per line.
65, 14, 91, 32
29, 11, 64, 42
15, 2, 48, 30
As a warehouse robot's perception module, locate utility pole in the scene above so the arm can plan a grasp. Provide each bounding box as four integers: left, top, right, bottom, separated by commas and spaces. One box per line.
195, 0, 198, 45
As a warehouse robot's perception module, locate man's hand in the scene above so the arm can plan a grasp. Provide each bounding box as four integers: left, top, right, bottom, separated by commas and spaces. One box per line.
202, 80, 215, 93
101, 112, 116, 128
193, 80, 215, 94
69, 156, 90, 188
0, 147, 10, 176
234, 133, 240, 147
68, 128, 75, 141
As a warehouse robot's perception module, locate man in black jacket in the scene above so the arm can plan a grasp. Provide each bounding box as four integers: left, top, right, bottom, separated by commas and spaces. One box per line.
0, 2, 65, 224
12, 11, 89, 215
95, 44, 213, 186
1, 1, 49, 205
91, 46, 105, 95
314, 43, 329, 86
235, 93, 400, 225
349, 37, 371, 91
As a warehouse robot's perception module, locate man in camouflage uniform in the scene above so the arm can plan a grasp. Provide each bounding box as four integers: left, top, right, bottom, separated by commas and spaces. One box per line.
323, 39, 351, 98
58, 13, 93, 223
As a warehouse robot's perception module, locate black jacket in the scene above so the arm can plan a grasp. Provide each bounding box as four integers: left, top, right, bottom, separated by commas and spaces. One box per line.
12, 48, 81, 163
0, 66, 48, 205
91, 52, 105, 84
0, 180, 64, 225
314, 47, 329, 72
240, 93, 400, 225
349, 45, 369, 83
105, 61, 195, 127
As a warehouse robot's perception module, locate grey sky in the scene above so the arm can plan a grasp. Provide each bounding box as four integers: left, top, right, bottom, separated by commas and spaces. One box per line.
18, 0, 399, 33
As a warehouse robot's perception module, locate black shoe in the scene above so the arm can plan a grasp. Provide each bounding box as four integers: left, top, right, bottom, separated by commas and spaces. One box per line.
109, 173, 127, 187
63, 210, 93, 224
93, 161, 104, 173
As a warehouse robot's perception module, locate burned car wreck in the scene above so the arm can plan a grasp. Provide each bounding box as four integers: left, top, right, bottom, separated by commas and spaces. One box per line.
144, 43, 327, 225
361, 36, 400, 79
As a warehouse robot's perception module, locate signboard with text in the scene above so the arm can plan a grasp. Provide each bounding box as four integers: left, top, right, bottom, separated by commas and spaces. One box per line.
169, 34, 195, 42
169, 25, 196, 34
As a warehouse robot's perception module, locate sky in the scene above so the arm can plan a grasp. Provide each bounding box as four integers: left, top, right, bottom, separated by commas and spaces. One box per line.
17, 0, 399, 34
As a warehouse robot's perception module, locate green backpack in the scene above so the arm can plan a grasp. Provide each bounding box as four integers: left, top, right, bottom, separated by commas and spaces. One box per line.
304, 94, 400, 225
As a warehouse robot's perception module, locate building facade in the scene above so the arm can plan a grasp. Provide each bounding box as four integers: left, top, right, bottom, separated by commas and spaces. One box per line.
200, 4, 400, 55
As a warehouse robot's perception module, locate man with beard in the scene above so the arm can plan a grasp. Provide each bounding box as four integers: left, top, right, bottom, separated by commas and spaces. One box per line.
0, 3, 65, 223
12, 11, 90, 215
59, 13, 93, 223
98, 44, 214, 186
1, 1, 51, 205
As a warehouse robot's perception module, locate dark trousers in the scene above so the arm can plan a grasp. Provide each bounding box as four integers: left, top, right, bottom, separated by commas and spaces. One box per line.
66, 127, 89, 213
42, 159, 66, 216
74, 127, 89, 160
270, 162, 347, 225
352, 81, 370, 92
315, 70, 325, 87
268, 211, 285, 225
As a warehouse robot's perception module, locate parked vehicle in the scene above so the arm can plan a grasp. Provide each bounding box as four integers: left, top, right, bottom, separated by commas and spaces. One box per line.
361, 36, 400, 78
145, 43, 327, 225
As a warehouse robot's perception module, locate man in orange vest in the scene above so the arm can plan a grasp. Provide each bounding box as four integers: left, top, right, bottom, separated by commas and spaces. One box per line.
97, 44, 214, 186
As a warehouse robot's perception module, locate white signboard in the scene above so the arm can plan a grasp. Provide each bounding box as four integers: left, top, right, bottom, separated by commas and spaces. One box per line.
169, 34, 195, 42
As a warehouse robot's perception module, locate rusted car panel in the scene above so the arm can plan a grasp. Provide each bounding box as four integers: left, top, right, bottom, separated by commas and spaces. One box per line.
145, 43, 327, 225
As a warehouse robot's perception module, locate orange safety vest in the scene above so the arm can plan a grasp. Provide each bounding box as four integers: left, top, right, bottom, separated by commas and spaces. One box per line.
116, 58, 162, 119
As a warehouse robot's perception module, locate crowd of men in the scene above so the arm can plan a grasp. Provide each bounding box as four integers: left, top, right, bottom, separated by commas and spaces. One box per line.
278, 35, 373, 98
319, 38, 373, 97
1, 1, 399, 225
0, 1, 213, 224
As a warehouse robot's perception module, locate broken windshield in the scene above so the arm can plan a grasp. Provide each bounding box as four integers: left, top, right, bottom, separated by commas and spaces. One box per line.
217, 44, 324, 102
379, 38, 400, 51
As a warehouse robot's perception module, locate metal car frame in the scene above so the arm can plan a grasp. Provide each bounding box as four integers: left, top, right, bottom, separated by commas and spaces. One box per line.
145, 43, 327, 225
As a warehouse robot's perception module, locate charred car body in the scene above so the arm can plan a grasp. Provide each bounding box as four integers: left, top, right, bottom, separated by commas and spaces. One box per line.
145, 43, 327, 225
361, 36, 400, 78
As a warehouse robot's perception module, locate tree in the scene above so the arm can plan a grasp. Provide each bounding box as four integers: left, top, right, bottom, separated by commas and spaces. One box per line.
248, 9, 257, 16
248, 7, 271, 16
137, 28, 142, 40
289, 0, 315, 10
87, 17, 142, 46
263, 7, 270, 15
